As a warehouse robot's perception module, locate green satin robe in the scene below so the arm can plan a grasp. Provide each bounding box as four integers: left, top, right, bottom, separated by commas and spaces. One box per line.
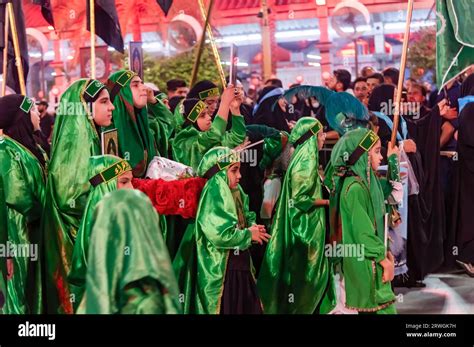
258, 118, 335, 314
106, 70, 157, 177
0, 136, 45, 314
68, 155, 130, 312
148, 98, 177, 159
77, 189, 180, 314
339, 156, 399, 312
174, 147, 256, 314
171, 114, 246, 170
42, 79, 101, 313
330, 128, 398, 313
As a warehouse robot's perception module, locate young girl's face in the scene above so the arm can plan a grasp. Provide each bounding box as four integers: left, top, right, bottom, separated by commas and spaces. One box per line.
368, 140, 383, 171
227, 162, 241, 189
317, 131, 326, 150
117, 171, 134, 189
196, 109, 212, 132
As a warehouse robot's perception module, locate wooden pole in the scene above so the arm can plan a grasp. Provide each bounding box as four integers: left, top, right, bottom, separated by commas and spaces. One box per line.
197, 0, 226, 87
261, 0, 272, 81
1, 6, 9, 96
190, 0, 214, 87
390, 0, 414, 147
6, 2, 25, 95
89, 0, 96, 79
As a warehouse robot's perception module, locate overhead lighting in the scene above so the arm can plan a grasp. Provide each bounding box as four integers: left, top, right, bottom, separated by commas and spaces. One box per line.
67, 55, 74, 60
222, 61, 249, 67
107, 47, 115, 52
215, 33, 262, 44
51, 72, 56, 76
275, 29, 320, 39
307, 54, 321, 60
47, 25, 54, 31
309, 62, 321, 67
384, 20, 435, 30
315, 0, 326, 5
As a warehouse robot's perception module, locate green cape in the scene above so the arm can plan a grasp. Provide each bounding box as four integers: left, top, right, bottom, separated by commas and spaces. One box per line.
171, 114, 246, 170
174, 147, 256, 313
0, 136, 45, 313
328, 128, 397, 312
148, 97, 176, 159
42, 78, 102, 313
258, 117, 336, 314
68, 155, 132, 311
106, 70, 157, 177
77, 189, 180, 314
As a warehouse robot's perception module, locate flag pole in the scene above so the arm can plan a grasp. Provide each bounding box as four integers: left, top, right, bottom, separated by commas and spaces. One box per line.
89, 0, 96, 79
390, 0, 414, 147
190, 0, 214, 88
6, 2, 25, 95
1, 6, 9, 96
197, 0, 226, 88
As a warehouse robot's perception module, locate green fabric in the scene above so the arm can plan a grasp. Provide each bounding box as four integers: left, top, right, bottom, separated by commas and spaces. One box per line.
77, 189, 180, 314
0, 136, 45, 314
172, 114, 246, 170
68, 155, 131, 312
42, 78, 101, 314
258, 117, 335, 314
148, 99, 176, 159
329, 128, 397, 312
106, 70, 157, 177
259, 129, 289, 170
174, 147, 255, 313
436, 0, 474, 88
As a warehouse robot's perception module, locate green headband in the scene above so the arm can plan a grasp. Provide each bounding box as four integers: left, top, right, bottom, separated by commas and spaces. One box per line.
346, 130, 379, 166
84, 80, 105, 100
155, 92, 168, 101
293, 120, 323, 148
89, 160, 132, 187
187, 100, 207, 123
198, 87, 220, 100
19, 96, 34, 113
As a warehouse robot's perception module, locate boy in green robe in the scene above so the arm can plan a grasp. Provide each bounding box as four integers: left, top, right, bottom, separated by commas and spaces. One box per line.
106, 70, 175, 177
68, 155, 133, 312
42, 78, 115, 313
77, 189, 180, 314
0, 95, 46, 313
258, 117, 336, 314
328, 128, 399, 313
174, 146, 270, 314
171, 86, 246, 170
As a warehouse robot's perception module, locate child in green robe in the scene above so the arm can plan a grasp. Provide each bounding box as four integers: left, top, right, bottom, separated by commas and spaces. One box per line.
68, 155, 133, 312
328, 128, 399, 314
174, 147, 270, 314
258, 117, 336, 314
171, 86, 246, 170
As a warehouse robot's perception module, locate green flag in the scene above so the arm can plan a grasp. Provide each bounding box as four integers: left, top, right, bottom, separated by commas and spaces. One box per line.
436, 0, 474, 88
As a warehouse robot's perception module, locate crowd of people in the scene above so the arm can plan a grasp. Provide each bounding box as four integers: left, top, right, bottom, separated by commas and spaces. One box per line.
0, 63, 473, 315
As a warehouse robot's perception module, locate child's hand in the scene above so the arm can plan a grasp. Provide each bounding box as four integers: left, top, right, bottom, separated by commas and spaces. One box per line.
249, 224, 270, 245
380, 257, 395, 283
220, 85, 236, 108
387, 142, 401, 158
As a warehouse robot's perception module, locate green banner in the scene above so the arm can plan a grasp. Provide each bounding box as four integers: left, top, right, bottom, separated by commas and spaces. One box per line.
436, 0, 474, 88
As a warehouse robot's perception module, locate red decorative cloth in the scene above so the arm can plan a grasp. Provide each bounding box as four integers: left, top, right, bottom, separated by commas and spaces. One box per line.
132, 177, 207, 219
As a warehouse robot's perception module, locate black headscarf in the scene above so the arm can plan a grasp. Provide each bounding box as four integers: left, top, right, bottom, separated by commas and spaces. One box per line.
367, 83, 395, 112
187, 80, 219, 100
180, 98, 205, 131
0, 94, 45, 166
460, 73, 474, 98
252, 86, 291, 132
169, 96, 185, 114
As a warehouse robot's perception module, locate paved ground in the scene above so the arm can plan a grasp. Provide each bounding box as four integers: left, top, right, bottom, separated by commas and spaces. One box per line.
395, 271, 474, 314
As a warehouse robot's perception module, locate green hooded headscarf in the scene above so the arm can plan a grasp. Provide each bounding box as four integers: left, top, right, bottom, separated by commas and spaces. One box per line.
258, 117, 336, 314
0, 135, 45, 314
42, 78, 103, 313
68, 155, 132, 311
171, 102, 246, 170
327, 128, 397, 312
77, 189, 180, 314
106, 70, 157, 177
174, 146, 256, 314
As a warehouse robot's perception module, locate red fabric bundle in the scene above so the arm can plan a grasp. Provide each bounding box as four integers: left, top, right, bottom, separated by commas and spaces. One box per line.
132, 177, 207, 219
